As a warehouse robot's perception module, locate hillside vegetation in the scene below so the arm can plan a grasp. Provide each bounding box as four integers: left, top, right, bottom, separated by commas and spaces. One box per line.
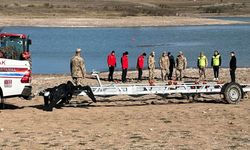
1, 0, 250, 18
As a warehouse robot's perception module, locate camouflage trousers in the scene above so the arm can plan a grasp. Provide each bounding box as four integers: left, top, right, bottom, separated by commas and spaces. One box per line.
72, 77, 83, 85
199, 68, 206, 80
149, 69, 155, 80
175, 69, 184, 81
161, 69, 169, 81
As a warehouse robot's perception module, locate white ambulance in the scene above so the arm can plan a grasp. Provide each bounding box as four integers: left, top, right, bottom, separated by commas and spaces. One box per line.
0, 33, 32, 101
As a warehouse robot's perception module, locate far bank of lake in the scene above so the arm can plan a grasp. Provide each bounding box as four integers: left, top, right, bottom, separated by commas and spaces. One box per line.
3, 22, 250, 74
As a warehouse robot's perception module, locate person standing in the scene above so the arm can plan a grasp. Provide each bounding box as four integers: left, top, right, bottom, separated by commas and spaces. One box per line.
159, 51, 170, 81
197, 52, 208, 80
70, 48, 86, 85
121, 51, 129, 83
211, 50, 222, 81
148, 51, 156, 81
168, 52, 175, 80
137, 52, 147, 81
230, 51, 237, 82
175, 51, 187, 81
107, 51, 116, 81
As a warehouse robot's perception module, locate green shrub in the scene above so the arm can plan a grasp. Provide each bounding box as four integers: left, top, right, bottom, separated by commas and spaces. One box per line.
204, 6, 223, 13
14, 3, 19, 7
43, 3, 50, 8
27, 4, 35, 7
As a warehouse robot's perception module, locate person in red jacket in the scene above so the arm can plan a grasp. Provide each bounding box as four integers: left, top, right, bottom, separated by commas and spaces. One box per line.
121, 51, 129, 83
107, 51, 116, 81
137, 52, 147, 81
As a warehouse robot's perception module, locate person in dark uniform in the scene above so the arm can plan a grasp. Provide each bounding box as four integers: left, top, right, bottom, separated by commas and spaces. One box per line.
168, 52, 175, 80
229, 51, 237, 82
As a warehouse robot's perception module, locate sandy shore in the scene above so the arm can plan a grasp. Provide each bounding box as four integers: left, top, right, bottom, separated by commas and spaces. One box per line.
0, 16, 249, 27
0, 68, 250, 149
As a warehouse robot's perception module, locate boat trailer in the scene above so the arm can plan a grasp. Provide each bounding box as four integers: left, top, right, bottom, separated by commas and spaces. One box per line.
79, 72, 250, 104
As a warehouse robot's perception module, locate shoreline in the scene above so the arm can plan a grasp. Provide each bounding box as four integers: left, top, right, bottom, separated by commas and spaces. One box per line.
1, 16, 250, 28
32, 67, 250, 75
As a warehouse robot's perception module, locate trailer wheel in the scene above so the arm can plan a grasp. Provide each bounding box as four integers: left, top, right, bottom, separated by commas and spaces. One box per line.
223, 82, 242, 104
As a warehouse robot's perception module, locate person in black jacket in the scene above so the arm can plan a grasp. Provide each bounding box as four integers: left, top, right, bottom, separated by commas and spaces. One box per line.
229, 51, 237, 82
168, 52, 175, 80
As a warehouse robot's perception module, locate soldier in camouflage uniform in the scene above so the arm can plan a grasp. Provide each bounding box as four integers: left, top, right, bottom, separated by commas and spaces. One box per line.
159, 51, 170, 81
70, 48, 86, 85
148, 51, 156, 81
175, 51, 187, 81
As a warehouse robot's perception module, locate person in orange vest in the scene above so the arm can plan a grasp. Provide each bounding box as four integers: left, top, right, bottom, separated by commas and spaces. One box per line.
21, 50, 31, 60
121, 51, 129, 83
107, 51, 116, 81
137, 52, 147, 81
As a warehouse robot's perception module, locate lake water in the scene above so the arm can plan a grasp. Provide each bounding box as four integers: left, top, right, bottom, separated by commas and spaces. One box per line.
2, 24, 250, 74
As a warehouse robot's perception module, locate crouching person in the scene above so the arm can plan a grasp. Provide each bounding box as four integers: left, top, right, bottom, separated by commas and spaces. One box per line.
41, 81, 96, 111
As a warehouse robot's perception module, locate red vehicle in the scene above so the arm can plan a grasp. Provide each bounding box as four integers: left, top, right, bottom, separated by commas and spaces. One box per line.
0, 32, 32, 102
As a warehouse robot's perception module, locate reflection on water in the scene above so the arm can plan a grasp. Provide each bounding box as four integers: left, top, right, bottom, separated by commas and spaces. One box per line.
2, 23, 250, 74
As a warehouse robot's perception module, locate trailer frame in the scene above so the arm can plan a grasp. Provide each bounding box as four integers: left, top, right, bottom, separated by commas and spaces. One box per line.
79, 72, 250, 104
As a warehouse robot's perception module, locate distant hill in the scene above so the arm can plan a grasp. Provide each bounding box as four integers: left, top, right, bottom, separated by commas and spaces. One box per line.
0, 0, 250, 18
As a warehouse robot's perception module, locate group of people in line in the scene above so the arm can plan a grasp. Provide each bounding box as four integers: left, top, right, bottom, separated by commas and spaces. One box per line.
197, 50, 237, 82
107, 50, 237, 83
107, 50, 188, 83
70, 48, 237, 85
